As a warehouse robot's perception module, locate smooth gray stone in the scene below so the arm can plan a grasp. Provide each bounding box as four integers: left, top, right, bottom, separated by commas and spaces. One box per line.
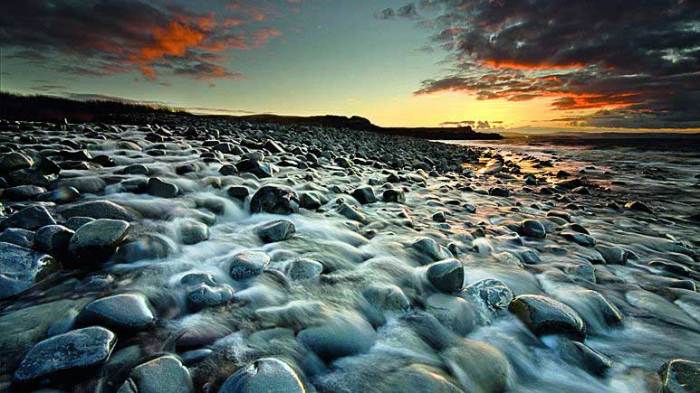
426, 259, 464, 293
77, 293, 155, 331
218, 358, 305, 393
0, 242, 55, 299
117, 355, 194, 393
509, 295, 587, 341
60, 200, 138, 221
68, 218, 129, 263
256, 220, 296, 243
1, 205, 56, 230
13, 326, 116, 383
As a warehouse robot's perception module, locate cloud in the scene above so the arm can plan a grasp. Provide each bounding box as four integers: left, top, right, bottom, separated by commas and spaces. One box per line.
0, 1, 285, 81
382, 0, 700, 128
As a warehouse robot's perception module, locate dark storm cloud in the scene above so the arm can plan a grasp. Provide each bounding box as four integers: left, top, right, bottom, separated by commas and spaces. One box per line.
383, 0, 700, 128
0, 0, 283, 81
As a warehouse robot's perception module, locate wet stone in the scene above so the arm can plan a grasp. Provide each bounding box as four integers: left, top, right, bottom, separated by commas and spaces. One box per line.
187, 284, 235, 310
118, 355, 194, 393
147, 177, 179, 198
218, 358, 306, 393
426, 259, 464, 293
13, 326, 116, 383
60, 200, 137, 221
0, 241, 56, 299
229, 250, 270, 280
285, 258, 324, 281
179, 220, 209, 245
256, 220, 296, 243
226, 185, 250, 200
0, 227, 34, 248
35, 225, 74, 256
520, 219, 546, 239
76, 293, 155, 332
463, 278, 514, 311
250, 185, 299, 215
68, 218, 130, 263
658, 359, 700, 393
351, 186, 377, 204
509, 295, 587, 341
297, 313, 376, 362
382, 188, 405, 203
1, 205, 56, 230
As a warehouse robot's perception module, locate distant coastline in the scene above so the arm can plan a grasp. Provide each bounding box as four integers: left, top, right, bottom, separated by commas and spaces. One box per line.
0, 92, 502, 141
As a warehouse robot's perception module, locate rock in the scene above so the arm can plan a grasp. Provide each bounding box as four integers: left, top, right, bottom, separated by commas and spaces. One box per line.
463, 278, 513, 311
285, 258, 324, 281
229, 250, 270, 279
187, 284, 235, 310
362, 283, 410, 312
557, 339, 613, 376
412, 237, 450, 262
114, 234, 172, 263
488, 187, 510, 197
42, 186, 81, 204
595, 245, 627, 265
218, 358, 306, 393
351, 186, 377, 204
299, 193, 322, 209
179, 220, 209, 245
122, 164, 149, 175
509, 295, 587, 341
236, 159, 275, 178
65, 216, 94, 230
35, 225, 74, 256
520, 219, 546, 239
76, 293, 155, 332
297, 313, 376, 361
13, 326, 116, 383
443, 340, 511, 393
0, 242, 56, 299
68, 219, 130, 263
55, 176, 106, 194
256, 220, 296, 243
432, 211, 446, 222
562, 232, 596, 247
226, 185, 250, 200
426, 293, 477, 335
625, 200, 653, 214
59, 200, 138, 221
250, 185, 299, 215
337, 202, 367, 223
0, 227, 34, 248
426, 259, 464, 293
2, 185, 46, 201
382, 189, 405, 203
118, 355, 194, 393
658, 359, 700, 393
1, 205, 56, 230
147, 177, 179, 198
0, 151, 33, 172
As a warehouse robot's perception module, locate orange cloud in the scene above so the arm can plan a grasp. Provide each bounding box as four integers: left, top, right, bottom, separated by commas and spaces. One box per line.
482, 60, 586, 71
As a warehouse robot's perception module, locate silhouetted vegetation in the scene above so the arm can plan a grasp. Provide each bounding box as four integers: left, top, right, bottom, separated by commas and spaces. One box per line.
0, 92, 184, 122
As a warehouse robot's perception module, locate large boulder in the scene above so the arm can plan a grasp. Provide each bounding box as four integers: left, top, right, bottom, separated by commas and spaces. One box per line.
68, 219, 130, 263
13, 326, 116, 383
426, 259, 464, 293
218, 358, 306, 393
117, 355, 194, 393
250, 185, 299, 215
0, 242, 56, 299
509, 295, 587, 341
1, 205, 56, 230
658, 359, 700, 393
59, 200, 138, 221
76, 293, 155, 332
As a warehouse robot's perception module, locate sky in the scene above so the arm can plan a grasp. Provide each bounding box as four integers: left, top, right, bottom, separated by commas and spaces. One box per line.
1, 0, 699, 131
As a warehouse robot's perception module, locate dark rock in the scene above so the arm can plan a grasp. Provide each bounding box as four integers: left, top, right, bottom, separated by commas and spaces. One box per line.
299, 193, 322, 209
219, 164, 238, 176
520, 219, 546, 239
463, 278, 513, 311
77, 293, 155, 332
488, 187, 510, 197
55, 176, 106, 194
0, 152, 33, 172
351, 186, 377, 204
147, 177, 179, 198
65, 216, 94, 230
218, 358, 306, 393
2, 185, 46, 201
118, 355, 194, 393
625, 200, 654, 214
250, 185, 299, 215
68, 218, 130, 263
562, 232, 596, 247
382, 189, 405, 203
236, 159, 275, 178
432, 211, 446, 222
0, 242, 56, 299
114, 234, 172, 263
336, 202, 367, 223
35, 225, 74, 256
557, 339, 613, 376
226, 185, 250, 200
297, 313, 376, 362
13, 326, 116, 383
1, 205, 56, 230
509, 295, 587, 341
256, 219, 296, 243
187, 284, 235, 310
229, 250, 270, 279
0, 227, 34, 248
426, 259, 464, 293
285, 258, 324, 281
41, 186, 81, 204
658, 359, 700, 393
59, 200, 138, 221
122, 164, 149, 175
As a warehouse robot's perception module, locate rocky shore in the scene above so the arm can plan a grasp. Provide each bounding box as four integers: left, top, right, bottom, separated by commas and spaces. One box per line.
0, 116, 698, 392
